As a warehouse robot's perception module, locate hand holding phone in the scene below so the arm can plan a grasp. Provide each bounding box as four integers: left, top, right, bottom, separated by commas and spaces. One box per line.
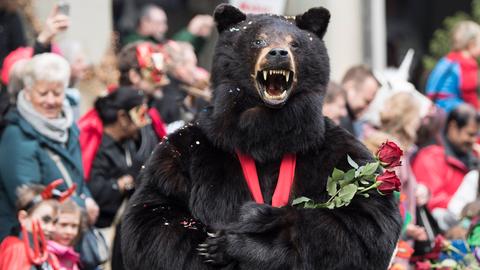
37, 2, 70, 45
57, 0, 70, 16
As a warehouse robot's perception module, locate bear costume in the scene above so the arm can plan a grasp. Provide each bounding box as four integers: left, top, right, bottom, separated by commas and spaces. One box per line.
122, 4, 401, 270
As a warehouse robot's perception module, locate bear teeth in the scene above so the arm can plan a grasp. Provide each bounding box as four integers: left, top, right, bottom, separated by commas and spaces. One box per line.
264, 90, 287, 100
261, 69, 291, 83
264, 70, 290, 77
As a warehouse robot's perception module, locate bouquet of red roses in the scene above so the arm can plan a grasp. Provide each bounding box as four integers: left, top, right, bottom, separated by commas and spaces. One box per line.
293, 141, 403, 209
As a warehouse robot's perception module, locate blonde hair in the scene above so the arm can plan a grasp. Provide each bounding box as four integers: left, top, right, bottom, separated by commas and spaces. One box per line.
379, 92, 420, 148
56, 199, 84, 244
363, 130, 391, 155
58, 199, 81, 216
23, 53, 70, 89
451, 21, 480, 51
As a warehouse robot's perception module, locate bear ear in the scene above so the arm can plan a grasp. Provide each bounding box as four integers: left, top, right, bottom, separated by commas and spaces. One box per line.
214, 4, 247, 33
295, 7, 331, 39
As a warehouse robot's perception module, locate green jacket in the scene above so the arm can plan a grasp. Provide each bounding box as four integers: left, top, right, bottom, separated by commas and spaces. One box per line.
0, 110, 91, 241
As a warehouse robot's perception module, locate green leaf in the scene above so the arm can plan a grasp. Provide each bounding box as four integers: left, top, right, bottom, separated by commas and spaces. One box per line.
292, 196, 312, 206
304, 201, 316, 208
344, 169, 356, 182
332, 168, 344, 181
360, 162, 379, 176
347, 155, 359, 169
360, 193, 370, 198
338, 184, 358, 203
327, 177, 337, 197
334, 197, 344, 208
363, 174, 377, 182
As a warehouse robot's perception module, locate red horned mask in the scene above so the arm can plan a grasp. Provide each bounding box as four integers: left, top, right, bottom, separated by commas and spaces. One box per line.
136, 42, 167, 86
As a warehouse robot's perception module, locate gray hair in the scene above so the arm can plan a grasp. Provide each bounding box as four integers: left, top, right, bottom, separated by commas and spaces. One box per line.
451, 21, 480, 51
22, 53, 70, 90
7, 58, 28, 103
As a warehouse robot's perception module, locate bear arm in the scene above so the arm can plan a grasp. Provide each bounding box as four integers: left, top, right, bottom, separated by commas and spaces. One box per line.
122, 141, 217, 269
207, 202, 298, 269
207, 193, 400, 269
293, 193, 401, 269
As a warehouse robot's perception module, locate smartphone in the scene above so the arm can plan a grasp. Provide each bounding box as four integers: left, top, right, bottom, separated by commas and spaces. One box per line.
57, 0, 70, 16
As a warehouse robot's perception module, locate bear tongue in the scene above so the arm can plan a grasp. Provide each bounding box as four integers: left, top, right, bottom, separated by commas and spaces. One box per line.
267, 85, 282, 96
266, 77, 284, 96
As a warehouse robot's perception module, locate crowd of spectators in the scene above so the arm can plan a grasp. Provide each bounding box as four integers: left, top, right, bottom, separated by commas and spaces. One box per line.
1, 1, 480, 270
322, 19, 480, 268
0, 2, 213, 269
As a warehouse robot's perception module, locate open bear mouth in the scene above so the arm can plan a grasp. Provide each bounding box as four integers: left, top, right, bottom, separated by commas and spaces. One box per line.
255, 69, 295, 106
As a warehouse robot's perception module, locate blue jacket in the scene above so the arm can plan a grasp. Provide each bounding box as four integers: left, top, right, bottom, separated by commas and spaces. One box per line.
0, 110, 91, 241
426, 52, 479, 113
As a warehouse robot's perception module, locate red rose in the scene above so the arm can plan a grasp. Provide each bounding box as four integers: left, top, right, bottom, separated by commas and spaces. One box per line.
376, 141, 403, 169
415, 261, 431, 270
432, 234, 447, 252
376, 171, 401, 194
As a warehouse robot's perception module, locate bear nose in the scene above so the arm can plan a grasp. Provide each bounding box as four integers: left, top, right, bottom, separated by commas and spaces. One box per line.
267, 48, 289, 58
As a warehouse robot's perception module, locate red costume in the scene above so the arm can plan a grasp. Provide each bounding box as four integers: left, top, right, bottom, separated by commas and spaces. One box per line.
411, 144, 469, 210
0, 224, 61, 270
0, 180, 76, 270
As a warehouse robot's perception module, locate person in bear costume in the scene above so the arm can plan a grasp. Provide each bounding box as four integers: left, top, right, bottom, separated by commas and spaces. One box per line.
122, 4, 401, 270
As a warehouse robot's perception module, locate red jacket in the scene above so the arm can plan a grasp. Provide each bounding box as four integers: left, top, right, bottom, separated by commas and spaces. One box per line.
0, 236, 61, 270
79, 107, 167, 180
411, 145, 469, 210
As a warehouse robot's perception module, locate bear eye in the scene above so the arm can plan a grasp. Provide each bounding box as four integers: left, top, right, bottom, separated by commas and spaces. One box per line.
290, 41, 299, 48
253, 39, 267, 47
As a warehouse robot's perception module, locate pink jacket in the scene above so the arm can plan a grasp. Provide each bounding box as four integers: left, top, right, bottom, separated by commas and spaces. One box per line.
47, 241, 80, 270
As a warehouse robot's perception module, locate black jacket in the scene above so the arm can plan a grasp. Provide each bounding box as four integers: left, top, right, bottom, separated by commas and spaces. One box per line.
0, 10, 26, 70
154, 76, 210, 124
88, 134, 138, 228
154, 76, 187, 124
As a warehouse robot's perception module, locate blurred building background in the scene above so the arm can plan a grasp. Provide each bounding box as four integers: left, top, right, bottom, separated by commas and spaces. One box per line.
27, 0, 476, 91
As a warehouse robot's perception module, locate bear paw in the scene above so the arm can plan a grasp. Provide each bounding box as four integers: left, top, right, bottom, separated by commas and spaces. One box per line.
197, 231, 232, 266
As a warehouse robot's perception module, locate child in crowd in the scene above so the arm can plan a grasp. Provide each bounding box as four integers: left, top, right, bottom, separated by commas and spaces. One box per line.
48, 199, 82, 270
426, 20, 480, 112
0, 180, 75, 270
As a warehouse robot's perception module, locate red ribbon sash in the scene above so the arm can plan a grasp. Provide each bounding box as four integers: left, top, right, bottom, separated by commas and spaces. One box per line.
236, 151, 297, 207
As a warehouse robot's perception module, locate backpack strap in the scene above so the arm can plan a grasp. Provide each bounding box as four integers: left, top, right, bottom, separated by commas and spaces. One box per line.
44, 147, 77, 195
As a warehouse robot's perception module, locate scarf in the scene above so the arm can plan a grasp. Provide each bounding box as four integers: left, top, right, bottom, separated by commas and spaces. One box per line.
47, 240, 80, 270
17, 90, 73, 144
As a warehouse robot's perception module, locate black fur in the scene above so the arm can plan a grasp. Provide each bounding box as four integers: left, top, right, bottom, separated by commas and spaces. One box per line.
122, 5, 401, 270
214, 4, 247, 33
295, 7, 331, 39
